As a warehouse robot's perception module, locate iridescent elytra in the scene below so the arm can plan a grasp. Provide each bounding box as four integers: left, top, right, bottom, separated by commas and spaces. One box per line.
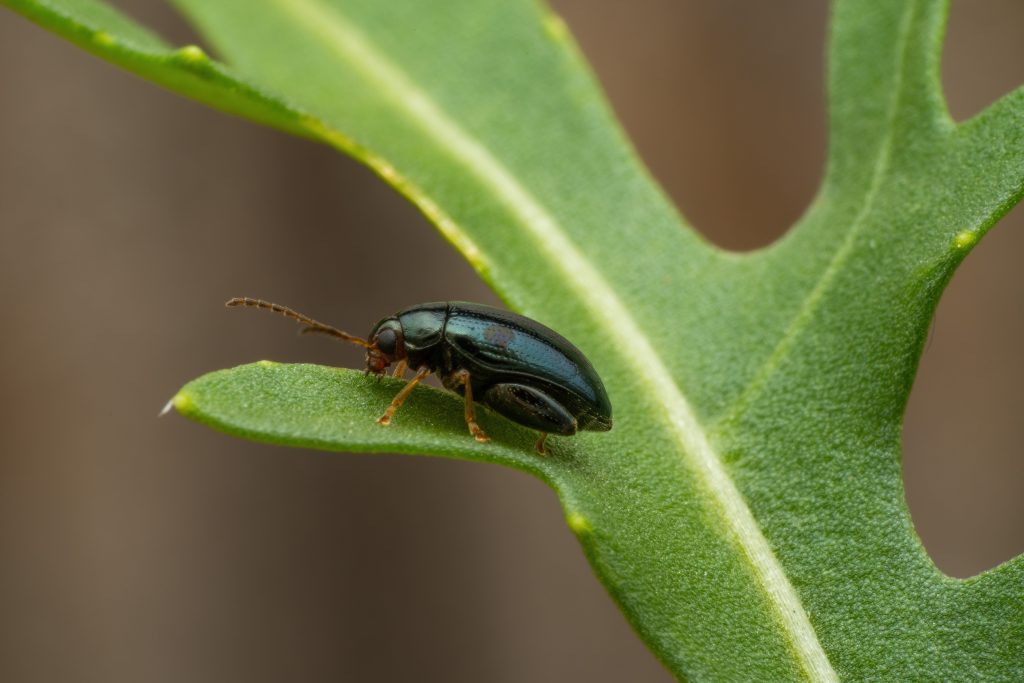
227, 298, 613, 453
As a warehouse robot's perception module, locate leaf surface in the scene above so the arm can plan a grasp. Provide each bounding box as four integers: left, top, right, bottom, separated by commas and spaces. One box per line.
6, 0, 1024, 679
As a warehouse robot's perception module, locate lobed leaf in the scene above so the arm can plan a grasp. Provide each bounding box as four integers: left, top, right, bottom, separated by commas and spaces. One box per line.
6, 0, 1024, 679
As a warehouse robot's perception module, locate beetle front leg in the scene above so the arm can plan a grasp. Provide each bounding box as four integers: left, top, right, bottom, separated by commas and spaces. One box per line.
453, 369, 489, 443
377, 367, 430, 426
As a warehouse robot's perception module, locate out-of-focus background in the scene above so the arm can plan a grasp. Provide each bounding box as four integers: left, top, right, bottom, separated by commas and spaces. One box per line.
0, 1, 1021, 681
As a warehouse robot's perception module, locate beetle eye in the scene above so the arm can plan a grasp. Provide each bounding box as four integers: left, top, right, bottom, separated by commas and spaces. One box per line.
375, 327, 398, 356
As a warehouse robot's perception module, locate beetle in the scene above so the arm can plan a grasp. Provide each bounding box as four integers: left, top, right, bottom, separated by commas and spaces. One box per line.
227, 298, 612, 453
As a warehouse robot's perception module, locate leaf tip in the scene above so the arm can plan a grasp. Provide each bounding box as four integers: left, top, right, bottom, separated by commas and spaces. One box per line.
542, 12, 570, 43
160, 391, 195, 418
174, 44, 210, 69
953, 230, 978, 250
566, 511, 591, 535
93, 31, 116, 49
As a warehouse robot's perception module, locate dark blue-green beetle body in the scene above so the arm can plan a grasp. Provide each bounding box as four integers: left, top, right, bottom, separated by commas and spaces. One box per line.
368, 302, 612, 449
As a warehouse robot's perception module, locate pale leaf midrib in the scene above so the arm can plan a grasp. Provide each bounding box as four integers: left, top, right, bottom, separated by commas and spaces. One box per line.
714, 0, 920, 431
268, 0, 838, 679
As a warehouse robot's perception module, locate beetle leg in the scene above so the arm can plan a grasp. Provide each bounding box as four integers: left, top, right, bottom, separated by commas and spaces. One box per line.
454, 369, 490, 443
535, 432, 549, 455
392, 359, 407, 379
377, 367, 430, 426
479, 384, 577, 435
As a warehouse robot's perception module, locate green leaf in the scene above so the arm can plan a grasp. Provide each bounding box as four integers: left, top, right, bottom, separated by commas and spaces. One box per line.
0, 0, 325, 139
172, 362, 553, 473
7, 0, 1024, 679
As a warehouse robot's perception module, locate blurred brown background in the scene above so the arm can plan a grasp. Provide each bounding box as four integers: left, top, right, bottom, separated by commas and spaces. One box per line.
1, 1, 1021, 681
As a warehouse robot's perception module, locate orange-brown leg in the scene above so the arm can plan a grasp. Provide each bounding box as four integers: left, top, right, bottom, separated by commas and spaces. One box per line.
454, 369, 489, 442
534, 432, 549, 455
377, 367, 430, 426
392, 359, 407, 379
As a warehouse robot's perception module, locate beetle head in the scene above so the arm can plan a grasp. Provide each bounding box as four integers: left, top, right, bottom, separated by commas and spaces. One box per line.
366, 317, 406, 375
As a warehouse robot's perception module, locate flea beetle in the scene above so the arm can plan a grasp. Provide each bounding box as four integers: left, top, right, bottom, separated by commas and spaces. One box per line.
227, 298, 612, 453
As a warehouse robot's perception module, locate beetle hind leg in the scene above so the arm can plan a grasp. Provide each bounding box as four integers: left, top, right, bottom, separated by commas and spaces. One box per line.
451, 369, 489, 443
480, 383, 577, 454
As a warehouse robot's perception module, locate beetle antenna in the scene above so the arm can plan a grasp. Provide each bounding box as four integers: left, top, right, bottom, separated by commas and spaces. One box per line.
226, 297, 372, 348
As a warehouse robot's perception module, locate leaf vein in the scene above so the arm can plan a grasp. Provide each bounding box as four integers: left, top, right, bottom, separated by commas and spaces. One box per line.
277, 0, 838, 678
